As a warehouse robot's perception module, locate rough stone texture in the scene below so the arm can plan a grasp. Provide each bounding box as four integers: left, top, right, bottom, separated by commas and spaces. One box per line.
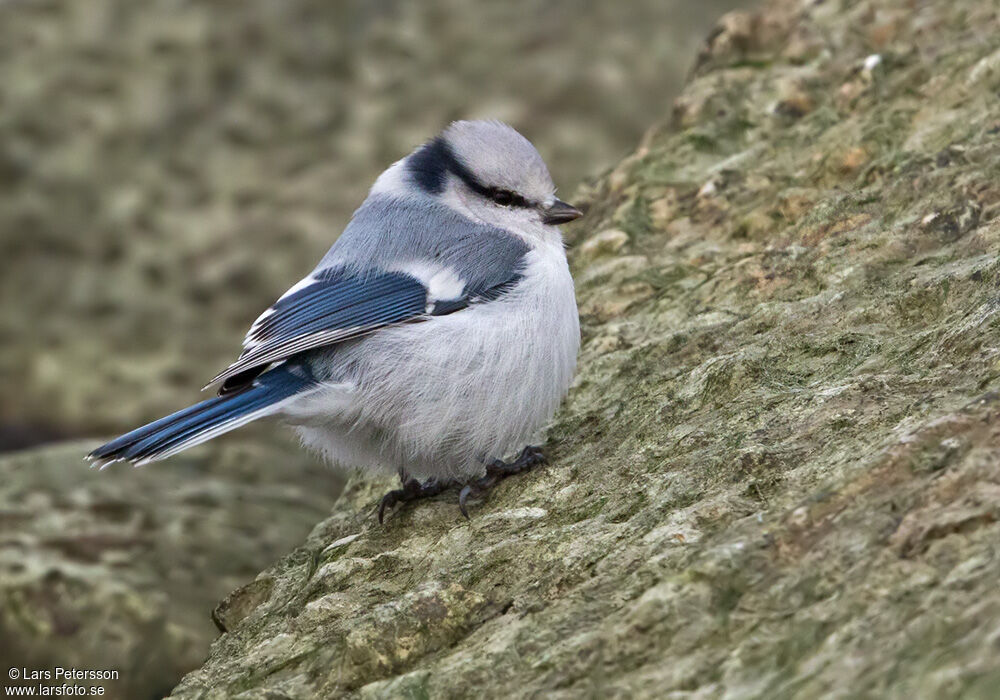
0, 0, 740, 447
165, 0, 1000, 697
0, 439, 341, 700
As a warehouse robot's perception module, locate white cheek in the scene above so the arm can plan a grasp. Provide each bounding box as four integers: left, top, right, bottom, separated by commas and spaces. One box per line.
439, 179, 557, 245
442, 181, 485, 223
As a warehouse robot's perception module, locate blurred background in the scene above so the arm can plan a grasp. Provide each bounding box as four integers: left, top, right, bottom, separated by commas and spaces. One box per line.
0, 0, 752, 696
0, 0, 751, 448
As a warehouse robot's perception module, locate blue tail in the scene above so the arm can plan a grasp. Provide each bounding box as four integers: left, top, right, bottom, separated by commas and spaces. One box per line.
87, 364, 317, 467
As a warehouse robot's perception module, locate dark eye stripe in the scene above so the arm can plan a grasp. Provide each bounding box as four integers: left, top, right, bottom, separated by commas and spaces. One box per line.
406, 137, 533, 208
489, 188, 530, 208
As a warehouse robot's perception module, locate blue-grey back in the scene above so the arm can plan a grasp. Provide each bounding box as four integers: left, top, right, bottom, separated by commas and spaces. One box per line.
318, 194, 529, 295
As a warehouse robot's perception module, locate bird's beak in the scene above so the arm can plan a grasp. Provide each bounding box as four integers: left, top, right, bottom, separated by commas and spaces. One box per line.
542, 199, 583, 225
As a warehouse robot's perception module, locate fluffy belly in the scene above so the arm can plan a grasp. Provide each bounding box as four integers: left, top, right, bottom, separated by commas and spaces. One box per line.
293, 249, 579, 480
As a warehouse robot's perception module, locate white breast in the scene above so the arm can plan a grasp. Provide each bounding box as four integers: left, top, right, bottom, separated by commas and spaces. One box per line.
291, 240, 580, 480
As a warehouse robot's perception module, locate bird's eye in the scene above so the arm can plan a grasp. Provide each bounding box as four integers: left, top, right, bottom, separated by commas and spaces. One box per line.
491, 189, 515, 206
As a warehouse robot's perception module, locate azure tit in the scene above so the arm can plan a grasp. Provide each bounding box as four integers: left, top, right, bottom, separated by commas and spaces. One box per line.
88, 120, 583, 521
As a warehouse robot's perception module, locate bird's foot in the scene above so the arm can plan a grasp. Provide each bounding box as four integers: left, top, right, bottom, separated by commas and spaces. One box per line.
458, 445, 545, 518
378, 477, 450, 524
377, 446, 545, 523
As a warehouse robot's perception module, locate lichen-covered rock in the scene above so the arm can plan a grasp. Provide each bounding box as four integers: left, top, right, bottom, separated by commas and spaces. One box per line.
0, 439, 341, 700
161, 0, 1000, 696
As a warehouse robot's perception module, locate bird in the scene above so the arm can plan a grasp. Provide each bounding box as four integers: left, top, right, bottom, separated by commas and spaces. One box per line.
87, 120, 583, 522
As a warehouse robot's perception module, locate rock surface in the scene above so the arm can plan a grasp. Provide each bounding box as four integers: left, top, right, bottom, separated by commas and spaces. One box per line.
0, 439, 341, 700
164, 0, 1000, 697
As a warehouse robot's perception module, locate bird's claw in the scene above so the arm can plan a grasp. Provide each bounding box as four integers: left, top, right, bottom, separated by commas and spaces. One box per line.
458, 445, 546, 519
378, 477, 447, 524
488, 444, 546, 477
378, 446, 546, 523
378, 486, 407, 525
458, 484, 475, 519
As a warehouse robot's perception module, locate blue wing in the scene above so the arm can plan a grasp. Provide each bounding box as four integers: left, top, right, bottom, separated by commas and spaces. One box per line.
207, 265, 522, 394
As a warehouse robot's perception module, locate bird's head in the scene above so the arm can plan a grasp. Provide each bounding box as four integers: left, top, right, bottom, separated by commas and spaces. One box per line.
400, 120, 582, 240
